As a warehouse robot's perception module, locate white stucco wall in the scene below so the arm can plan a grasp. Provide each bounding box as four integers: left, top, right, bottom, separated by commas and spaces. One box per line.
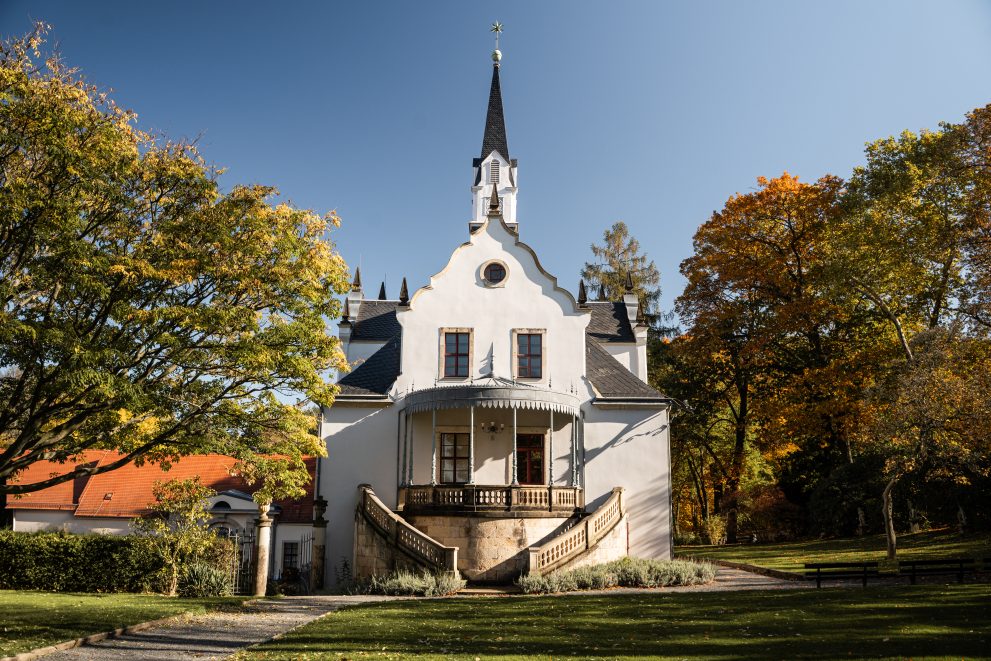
395, 218, 590, 392
603, 343, 638, 378
12, 510, 133, 535
345, 340, 387, 366
271, 523, 313, 579
320, 403, 398, 581
581, 403, 672, 560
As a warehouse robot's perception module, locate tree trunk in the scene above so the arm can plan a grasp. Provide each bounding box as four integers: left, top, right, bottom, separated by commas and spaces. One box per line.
882, 477, 898, 560
725, 411, 747, 544
907, 499, 920, 534
254, 505, 273, 597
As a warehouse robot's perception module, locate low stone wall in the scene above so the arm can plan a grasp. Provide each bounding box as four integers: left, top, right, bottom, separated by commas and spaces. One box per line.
407, 514, 572, 583
552, 513, 629, 572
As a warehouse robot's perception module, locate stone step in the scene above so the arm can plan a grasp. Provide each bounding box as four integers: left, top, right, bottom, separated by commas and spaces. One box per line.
458, 585, 522, 595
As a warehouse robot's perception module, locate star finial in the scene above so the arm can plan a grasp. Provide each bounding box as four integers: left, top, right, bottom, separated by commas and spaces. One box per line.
491, 21, 503, 47
490, 21, 503, 63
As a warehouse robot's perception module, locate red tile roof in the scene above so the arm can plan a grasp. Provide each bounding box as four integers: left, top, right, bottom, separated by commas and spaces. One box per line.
8, 453, 316, 524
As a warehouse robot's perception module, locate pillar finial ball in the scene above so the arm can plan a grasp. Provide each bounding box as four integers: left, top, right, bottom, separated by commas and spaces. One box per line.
491, 49, 502, 62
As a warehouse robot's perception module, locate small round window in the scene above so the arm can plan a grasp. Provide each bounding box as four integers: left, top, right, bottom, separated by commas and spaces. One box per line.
483, 262, 506, 285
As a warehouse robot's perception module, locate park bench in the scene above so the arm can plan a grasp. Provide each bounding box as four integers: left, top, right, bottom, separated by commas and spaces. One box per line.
804, 561, 879, 588
900, 558, 976, 584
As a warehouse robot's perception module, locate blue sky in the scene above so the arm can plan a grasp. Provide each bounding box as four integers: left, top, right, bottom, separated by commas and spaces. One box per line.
3, 1, 991, 315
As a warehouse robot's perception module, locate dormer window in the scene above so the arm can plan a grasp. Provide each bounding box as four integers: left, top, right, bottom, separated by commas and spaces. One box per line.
489, 160, 500, 184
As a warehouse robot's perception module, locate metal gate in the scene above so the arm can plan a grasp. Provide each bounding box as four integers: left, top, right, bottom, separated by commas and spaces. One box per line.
225, 530, 255, 595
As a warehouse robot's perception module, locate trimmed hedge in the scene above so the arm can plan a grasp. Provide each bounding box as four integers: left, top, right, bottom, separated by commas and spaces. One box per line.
346, 569, 466, 596
0, 530, 165, 593
516, 557, 717, 594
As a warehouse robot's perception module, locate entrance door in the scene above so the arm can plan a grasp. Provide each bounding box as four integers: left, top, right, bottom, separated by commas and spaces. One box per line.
516, 434, 544, 485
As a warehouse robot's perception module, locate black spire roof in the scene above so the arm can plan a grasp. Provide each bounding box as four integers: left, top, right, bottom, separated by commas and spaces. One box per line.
480, 64, 509, 161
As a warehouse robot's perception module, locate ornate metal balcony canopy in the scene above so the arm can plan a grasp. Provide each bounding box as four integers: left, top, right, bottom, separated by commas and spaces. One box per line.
404, 376, 579, 416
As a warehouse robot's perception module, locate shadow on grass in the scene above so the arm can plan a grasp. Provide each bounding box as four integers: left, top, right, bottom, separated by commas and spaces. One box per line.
0, 592, 246, 657
677, 528, 991, 574
241, 585, 990, 660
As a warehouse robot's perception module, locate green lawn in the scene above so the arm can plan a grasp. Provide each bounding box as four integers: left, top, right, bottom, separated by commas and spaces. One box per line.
234, 585, 990, 660
0, 591, 246, 657
677, 528, 991, 574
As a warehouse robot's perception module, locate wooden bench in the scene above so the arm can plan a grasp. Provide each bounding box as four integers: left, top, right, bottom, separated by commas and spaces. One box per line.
804, 562, 879, 588
900, 558, 976, 584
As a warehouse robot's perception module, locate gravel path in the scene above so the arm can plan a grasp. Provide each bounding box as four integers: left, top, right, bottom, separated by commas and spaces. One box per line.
43, 595, 393, 661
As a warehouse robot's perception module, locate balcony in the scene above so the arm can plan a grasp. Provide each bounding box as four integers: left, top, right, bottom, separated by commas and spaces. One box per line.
400, 484, 584, 515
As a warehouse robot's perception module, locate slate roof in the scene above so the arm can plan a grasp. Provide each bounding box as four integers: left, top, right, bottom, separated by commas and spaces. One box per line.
338, 334, 402, 398
9, 452, 316, 523
480, 64, 509, 161
351, 300, 401, 341
586, 302, 636, 343
585, 337, 667, 402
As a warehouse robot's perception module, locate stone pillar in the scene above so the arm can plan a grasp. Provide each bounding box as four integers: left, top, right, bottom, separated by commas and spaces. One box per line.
548, 410, 555, 485
311, 496, 328, 591
254, 508, 273, 597
468, 406, 476, 485
570, 413, 578, 486
400, 411, 409, 487
406, 411, 414, 485
511, 407, 519, 485
430, 409, 438, 486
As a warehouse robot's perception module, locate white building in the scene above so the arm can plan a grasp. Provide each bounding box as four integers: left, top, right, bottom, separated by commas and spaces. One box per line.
7, 451, 316, 586
320, 47, 672, 584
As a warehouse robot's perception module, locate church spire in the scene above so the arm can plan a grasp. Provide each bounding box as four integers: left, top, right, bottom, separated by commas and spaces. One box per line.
471, 23, 518, 230
480, 59, 509, 162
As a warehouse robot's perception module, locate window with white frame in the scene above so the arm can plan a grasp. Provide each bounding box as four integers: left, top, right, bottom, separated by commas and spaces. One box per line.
489, 160, 500, 184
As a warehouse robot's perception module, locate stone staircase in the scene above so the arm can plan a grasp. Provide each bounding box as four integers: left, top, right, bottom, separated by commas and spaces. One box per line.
525, 487, 627, 576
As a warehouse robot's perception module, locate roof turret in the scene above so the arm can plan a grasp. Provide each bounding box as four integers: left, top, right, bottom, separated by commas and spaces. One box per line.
480, 63, 509, 161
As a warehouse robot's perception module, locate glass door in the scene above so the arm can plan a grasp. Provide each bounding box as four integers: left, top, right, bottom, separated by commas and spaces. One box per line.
516, 434, 544, 485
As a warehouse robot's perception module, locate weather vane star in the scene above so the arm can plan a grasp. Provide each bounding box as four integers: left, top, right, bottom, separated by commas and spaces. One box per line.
490, 21, 503, 50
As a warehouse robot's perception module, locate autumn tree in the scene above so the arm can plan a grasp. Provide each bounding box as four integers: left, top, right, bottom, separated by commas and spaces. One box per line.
0, 26, 349, 495
581, 221, 661, 321
957, 105, 991, 331
828, 115, 991, 556
676, 173, 858, 542
855, 329, 991, 557
133, 477, 220, 596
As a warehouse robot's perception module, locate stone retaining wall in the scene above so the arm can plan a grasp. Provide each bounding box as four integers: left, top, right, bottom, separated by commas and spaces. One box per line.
407, 514, 571, 583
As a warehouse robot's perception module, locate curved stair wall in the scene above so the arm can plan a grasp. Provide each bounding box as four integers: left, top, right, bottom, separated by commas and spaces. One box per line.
354, 484, 459, 578
526, 487, 628, 576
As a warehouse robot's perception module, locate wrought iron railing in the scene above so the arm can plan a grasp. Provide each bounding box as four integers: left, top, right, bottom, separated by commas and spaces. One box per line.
401, 484, 584, 513
358, 485, 458, 573
526, 487, 625, 575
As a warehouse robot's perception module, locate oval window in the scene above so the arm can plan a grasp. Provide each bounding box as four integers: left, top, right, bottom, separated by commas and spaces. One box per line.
483, 262, 506, 285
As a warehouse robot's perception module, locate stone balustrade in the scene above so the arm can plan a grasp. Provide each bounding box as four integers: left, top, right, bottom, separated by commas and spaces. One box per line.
358, 485, 458, 573
400, 484, 584, 514
526, 487, 625, 575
